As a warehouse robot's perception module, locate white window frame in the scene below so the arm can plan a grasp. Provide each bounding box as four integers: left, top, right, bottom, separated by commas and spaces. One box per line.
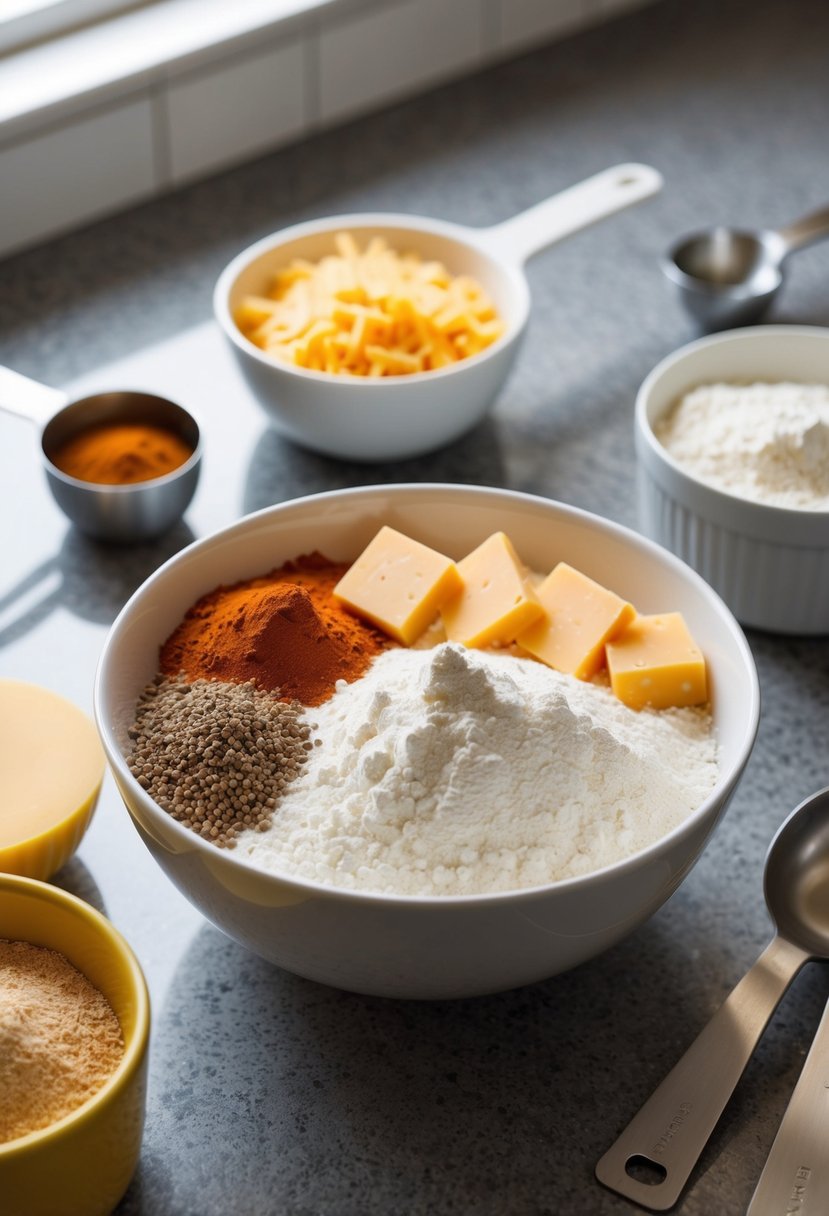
0, 0, 152, 54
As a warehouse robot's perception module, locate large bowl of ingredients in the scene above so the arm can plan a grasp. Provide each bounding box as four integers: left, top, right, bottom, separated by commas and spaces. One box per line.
95, 484, 758, 999
636, 325, 829, 634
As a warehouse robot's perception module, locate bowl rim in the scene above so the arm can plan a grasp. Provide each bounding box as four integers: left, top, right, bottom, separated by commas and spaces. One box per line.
213, 211, 530, 390
635, 324, 829, 524
0, 873, 150, 1158
95, 482, 760, 909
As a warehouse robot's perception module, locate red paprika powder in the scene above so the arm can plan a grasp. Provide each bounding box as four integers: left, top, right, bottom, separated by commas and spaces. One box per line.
160, 553, 392, 706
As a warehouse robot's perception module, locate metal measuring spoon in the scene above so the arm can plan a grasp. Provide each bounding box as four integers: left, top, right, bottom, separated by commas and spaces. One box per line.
662, 203, 829, 330
0, 365, 201, 543
746, 983, 829, 1215
596, 786, 829, 1212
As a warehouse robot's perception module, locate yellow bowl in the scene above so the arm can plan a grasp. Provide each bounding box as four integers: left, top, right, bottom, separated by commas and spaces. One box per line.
0, 875, 150, 1216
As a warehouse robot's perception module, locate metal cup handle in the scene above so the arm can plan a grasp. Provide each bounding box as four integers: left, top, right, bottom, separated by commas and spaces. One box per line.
0, 365, 66, 429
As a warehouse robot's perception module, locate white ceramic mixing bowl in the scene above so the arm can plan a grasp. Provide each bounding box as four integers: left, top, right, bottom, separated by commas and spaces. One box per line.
214, 164, 662, 461
95, 484, 758, 999
636, 326, 829, 634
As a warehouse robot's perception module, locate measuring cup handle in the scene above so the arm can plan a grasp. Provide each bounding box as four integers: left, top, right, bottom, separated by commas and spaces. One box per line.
776, 205, 829, 256
479, 162, 663, 265
0, 365, 65, 428
595, 935, 809, 1213
746, 992, 829, 1215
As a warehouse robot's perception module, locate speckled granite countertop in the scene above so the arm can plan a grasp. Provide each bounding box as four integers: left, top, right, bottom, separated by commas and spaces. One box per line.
1, 0, 829, 1212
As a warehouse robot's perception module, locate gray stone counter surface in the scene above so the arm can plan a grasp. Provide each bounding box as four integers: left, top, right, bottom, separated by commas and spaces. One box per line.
1, 0, 828, 1211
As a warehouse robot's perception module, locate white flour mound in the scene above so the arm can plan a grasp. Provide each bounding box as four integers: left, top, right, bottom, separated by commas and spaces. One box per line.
239, 643, 719, 896
656, 381, 829, 510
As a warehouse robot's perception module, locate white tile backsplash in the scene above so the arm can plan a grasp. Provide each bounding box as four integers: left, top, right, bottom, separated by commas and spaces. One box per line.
166, 37, 308, 186
0, 0, 665, 258
0, 97, 156, 257
318, 0, 484, 124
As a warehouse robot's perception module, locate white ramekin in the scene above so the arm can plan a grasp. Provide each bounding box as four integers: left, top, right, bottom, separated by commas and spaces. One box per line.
636, 326, 829, 635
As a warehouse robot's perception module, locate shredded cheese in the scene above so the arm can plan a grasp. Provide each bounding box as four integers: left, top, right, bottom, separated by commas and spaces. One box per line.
235, 233, 504, 376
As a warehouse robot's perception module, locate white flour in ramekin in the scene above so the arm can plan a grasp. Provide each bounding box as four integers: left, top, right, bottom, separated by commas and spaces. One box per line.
238, 643, 718, 896
656, 381, 829, 509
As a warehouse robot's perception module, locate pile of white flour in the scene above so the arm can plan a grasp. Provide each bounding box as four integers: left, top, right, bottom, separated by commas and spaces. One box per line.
656, 381, 829, 510
239, 643, 718, 896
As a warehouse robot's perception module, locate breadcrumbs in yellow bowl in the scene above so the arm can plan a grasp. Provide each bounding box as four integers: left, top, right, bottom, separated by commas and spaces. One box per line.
0, 875, 149, 1216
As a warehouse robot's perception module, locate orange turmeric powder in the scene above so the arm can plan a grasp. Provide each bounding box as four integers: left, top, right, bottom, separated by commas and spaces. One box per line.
51, 422, 193, 485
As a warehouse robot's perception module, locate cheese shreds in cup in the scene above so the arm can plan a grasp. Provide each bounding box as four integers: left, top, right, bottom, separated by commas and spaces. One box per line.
235, 232, 504, 376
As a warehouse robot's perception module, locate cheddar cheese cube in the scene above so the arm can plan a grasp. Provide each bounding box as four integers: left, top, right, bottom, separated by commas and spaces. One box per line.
441, 532, 544, 648
333, 526, 462, 645
606, 612, 708, 710
517, 563, 635, 680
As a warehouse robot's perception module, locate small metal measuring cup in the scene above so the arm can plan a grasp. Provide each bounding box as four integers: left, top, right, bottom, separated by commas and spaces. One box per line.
0, 365, 201, 543
662, 202, 829, 330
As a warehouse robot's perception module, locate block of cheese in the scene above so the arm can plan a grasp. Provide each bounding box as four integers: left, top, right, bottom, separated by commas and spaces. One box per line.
333, 526, 463, 645
606, 612, 708, 710
517, 562, 635, 680
441, 532, 544, 648
0, 679, 104, 879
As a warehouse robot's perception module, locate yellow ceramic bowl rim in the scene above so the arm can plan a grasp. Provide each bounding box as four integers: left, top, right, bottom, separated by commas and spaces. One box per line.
0, 874, 150, 1159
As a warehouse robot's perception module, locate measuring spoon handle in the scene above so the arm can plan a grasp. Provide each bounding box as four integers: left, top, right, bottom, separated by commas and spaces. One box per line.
747, 991, 829, 1216
480, 163, 663, 265
776, 205, 829, 256
595, 935, 809, 1212
0, 365, 65, 428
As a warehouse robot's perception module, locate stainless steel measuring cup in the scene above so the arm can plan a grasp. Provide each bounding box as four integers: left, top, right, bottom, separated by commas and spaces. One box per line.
662, 202, 829, 330
0, 366, 201, 543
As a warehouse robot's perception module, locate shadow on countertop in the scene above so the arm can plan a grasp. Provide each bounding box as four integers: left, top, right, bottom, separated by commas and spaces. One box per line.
52, 857, 108, 917
0, 521, 195, 647
109, 913, 743, 1216
113, 905, 829, 1216
242, 417, 508, 515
